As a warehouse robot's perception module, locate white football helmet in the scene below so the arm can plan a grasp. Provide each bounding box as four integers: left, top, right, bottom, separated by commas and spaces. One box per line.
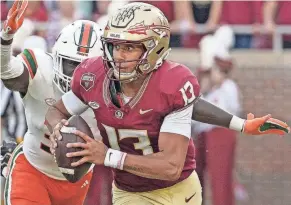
52, 20, 103, 93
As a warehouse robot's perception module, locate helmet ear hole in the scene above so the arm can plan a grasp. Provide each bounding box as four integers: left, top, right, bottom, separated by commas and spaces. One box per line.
140, 63, 151, 72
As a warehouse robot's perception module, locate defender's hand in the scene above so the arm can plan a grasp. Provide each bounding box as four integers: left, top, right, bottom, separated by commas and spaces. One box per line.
49, 119, 68, 154
2, 0, 28, 40
243, 113, 290, 135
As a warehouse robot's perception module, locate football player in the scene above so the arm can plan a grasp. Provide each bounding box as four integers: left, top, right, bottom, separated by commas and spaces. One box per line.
46, 2, 290, 205
0, 1, 103, 204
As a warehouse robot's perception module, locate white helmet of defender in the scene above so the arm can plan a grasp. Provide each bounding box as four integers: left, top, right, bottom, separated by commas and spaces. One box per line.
52, 20, 103, 93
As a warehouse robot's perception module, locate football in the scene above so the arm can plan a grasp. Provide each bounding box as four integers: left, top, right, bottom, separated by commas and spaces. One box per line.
54, 115, 94, 183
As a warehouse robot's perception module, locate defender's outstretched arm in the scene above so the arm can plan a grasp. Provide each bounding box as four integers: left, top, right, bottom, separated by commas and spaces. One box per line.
1, 0, 29, 94
192, 97, 290, 135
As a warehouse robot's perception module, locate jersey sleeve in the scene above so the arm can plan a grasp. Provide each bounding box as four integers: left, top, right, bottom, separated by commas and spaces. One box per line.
161, 64, 200, 112
159, 64, 200, 138
160, 104, 194, 138
19, 49, 39, 80
18, 48, 53, 99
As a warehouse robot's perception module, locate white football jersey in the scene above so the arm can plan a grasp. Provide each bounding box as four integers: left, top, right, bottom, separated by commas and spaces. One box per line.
18, 48, 97, 180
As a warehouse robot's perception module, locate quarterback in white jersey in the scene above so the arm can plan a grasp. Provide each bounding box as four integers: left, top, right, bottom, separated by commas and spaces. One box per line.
0, 1, 103, 204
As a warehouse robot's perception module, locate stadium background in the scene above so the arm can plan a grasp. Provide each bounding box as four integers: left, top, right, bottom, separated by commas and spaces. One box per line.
170, 49, 291, 205
1, 1, 291, 205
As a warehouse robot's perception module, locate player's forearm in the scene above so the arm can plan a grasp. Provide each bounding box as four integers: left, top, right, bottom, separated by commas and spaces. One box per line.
1, 42, 14, 71
105, 149, 181, 181
1, 34, 28, 92
45, 105, 71, 133
1, 33, 23, 78
1, 43, 18, 76
192, 98, 245, 132
123, 153, 181, 181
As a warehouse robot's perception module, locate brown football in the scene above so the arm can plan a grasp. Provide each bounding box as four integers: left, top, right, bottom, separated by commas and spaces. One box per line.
54, 115, 94, 183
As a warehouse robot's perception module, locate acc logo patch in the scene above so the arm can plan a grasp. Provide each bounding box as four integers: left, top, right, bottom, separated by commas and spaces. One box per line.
45, 98, 57, 106
80, 73, 96, 91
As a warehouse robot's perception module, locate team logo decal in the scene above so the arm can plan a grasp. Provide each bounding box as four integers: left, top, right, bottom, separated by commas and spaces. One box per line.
111, 5, 141, 28
80, 73, 96, 91
115, 110, 124, 119
124, 21, 170, 36
45, 98, 57, 106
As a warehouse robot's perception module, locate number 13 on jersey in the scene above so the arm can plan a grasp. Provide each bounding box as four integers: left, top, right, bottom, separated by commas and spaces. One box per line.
180, 81, 196, 106
102, 124, 154, 155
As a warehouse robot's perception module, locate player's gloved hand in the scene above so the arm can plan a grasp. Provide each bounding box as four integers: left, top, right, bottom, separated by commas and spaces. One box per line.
1, 0, 28, 41
243, 113, 290, 135
1, 140, 17, 178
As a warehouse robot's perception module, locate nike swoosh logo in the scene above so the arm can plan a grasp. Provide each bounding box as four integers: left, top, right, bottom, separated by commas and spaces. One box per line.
185, 192, 196, 203
139, 109, 153, 115
109, 152, 113, 161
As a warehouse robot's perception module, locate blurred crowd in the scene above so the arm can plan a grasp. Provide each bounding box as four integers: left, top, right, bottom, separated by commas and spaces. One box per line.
1, 0, 291, 52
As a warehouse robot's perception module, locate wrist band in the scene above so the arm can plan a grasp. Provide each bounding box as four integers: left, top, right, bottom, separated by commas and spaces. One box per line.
104, 148, 127, 170
229, 115, 246, 132
1, 31, 14, 41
